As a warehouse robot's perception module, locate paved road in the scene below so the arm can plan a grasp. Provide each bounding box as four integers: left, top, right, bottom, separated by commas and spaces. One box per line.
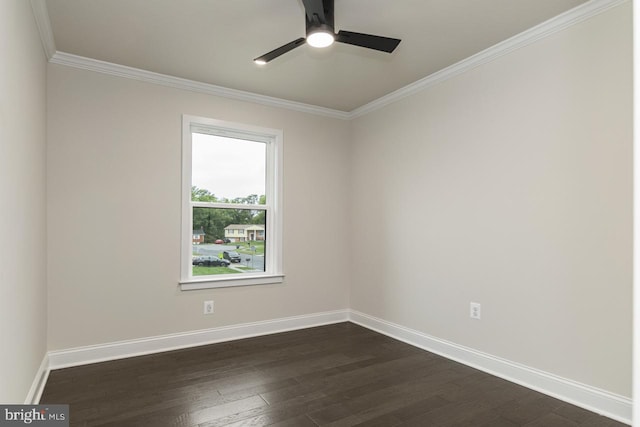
193, 244, 264, 272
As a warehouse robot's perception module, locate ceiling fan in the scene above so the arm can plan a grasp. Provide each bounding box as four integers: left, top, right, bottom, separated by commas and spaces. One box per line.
253, 0, 401, 65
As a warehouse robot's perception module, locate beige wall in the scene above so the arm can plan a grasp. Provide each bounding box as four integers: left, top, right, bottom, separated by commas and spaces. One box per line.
46, 65, 351, 350
0, 1, 48, 402
43, 0, 631, 402
350, 3, 632, 397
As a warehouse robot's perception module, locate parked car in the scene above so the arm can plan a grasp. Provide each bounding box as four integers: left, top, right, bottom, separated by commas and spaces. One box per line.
192, 256, 230, 267
214, 239, 224, 244
223, 250, 241, 263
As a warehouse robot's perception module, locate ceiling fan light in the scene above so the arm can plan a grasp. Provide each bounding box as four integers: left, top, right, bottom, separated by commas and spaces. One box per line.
307, 30, 334, 48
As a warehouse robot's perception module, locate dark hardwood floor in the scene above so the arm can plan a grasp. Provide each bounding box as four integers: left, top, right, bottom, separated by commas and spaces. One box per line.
40, 322, 626, 426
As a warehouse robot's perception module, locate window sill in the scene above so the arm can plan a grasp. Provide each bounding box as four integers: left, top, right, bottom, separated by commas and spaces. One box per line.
179, 274, 285, 290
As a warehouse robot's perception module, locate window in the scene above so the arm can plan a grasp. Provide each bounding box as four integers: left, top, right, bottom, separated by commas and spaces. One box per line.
180, 115, 283, 290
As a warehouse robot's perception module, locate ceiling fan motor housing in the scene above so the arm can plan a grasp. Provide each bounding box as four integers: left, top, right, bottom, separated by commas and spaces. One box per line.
253, 0, 400, 64
307, 22, 334, 37
305, 0, 334, 35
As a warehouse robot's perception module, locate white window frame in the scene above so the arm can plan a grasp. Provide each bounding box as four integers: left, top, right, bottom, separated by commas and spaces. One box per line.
180, 115, 284, 290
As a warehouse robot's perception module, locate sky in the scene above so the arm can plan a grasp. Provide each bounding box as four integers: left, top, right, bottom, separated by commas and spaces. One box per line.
192, 133, 266, 200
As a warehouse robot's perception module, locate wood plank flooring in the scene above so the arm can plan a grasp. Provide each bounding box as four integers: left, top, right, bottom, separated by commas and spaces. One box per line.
40, 322, 626, 426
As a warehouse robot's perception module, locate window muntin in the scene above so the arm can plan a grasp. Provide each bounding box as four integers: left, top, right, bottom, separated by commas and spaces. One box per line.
181, 115, 283, 289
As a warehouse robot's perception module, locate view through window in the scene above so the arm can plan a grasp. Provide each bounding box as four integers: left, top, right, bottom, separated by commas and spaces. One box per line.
191, 133, 267, 277
181, 115, 283, 289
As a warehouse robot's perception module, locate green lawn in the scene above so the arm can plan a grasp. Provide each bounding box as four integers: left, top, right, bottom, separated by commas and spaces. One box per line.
233, 240, 265, 255
192, 266, 242, 276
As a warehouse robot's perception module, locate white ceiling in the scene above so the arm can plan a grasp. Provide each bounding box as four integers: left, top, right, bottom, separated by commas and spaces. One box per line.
44, 0, 589, 112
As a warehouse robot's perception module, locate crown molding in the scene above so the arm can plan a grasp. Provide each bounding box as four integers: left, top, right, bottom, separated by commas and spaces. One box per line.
40, 0, 625, 120
30, 0, 56, 60
350, 0, 629, 119
49, 52, 351, 120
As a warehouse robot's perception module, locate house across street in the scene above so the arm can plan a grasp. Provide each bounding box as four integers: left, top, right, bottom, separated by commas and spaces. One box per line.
224, 224, 265, 242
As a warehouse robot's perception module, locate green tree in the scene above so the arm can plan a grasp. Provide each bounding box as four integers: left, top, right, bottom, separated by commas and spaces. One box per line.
191, 186, 218, 202
252, 195, 267, 225
191, 186, 266, 242
192, 187, 226, 242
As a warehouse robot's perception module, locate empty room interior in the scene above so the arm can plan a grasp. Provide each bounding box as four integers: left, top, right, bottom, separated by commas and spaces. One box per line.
1, 0, 635, 425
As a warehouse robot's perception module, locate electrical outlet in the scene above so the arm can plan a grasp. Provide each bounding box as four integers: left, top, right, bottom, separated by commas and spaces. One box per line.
204, 300, 214, 315
470, 302, 481, 320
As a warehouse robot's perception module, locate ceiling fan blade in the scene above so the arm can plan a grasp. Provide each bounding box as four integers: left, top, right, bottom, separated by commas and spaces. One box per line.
301, 0, 326, 23
336, 30, 401, 53
253, 38, 306, 64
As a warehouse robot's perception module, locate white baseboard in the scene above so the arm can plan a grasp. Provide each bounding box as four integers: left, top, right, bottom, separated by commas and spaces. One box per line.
47, 309, 349, 370
348, 310, 632, 425
25, 353, 50, 404
39, 308, 631, 424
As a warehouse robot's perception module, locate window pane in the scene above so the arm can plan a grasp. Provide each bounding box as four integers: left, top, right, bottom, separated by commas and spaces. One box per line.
192, 207, 266, 276
192, 133, 266, 204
